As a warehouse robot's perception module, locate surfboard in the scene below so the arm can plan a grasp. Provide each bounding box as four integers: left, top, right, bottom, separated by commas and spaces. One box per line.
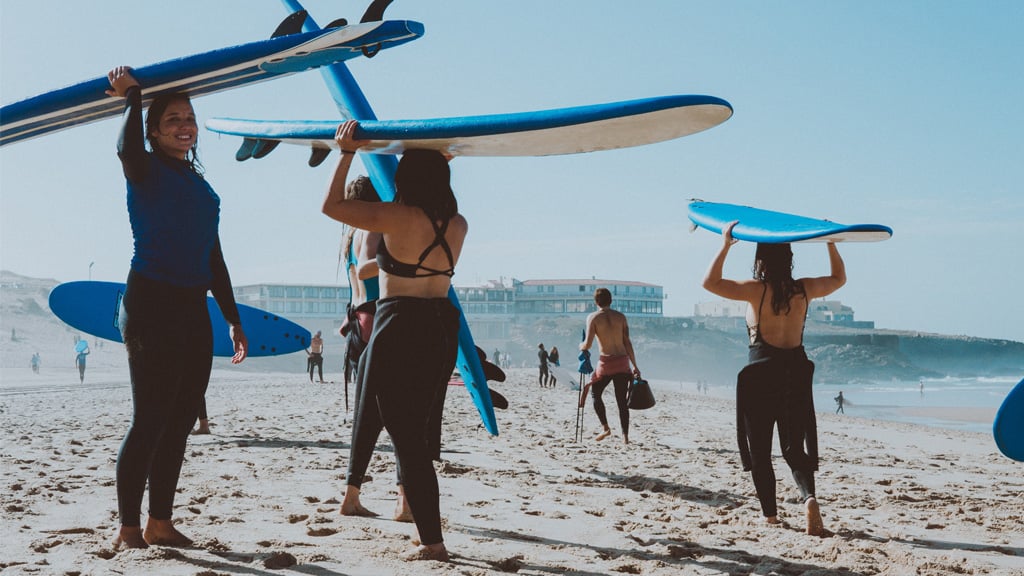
0, 19, 423, 147
48, 281, 310, 357
74, 340, 89, 354
205, 94, 733, 160
688, 201, 893, 243
993, 377, 1024, 462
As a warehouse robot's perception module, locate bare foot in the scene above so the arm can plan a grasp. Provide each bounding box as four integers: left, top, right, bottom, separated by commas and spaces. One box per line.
594, 429, 611, 442
393, 498, 414, 523
340, 486, 380, 517
401, 544, 449, 562
765, 515, 781, 525
805, 497, 825, 536
143, 518, 193, 547
113, 526, 148, 550
192, 419, 211, 435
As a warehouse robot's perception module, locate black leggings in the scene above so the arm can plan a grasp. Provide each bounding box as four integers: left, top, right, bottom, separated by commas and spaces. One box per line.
354, 296, 459, 546
736, 344, 818, 518
591, 373, 631, 435
116, 271, 212, 526
346, 349, 402, 488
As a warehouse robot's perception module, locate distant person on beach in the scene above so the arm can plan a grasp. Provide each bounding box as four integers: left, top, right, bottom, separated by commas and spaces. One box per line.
579, 288, 641, 444
75, 340, 90, 383
106, 67, 248, 551
537, 343, 550, 387
323, 120, 467, 562
31, 352, 40, 374
548, 346, 560, 387
702, 220, 845, 536
835, 391, 845, 414
306, 331, 325, 383
335, 174, 415, 524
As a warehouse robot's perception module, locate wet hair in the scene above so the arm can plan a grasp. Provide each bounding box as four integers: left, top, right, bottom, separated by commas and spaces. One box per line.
594, 288, 612, 308
393, 149, 457, 221
753, 243, 805, 315
341, 176, 381, 269
145, 91, 203, 174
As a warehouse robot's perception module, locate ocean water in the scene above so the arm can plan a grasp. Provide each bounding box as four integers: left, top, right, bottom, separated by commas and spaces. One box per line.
815, 376, 1021, 434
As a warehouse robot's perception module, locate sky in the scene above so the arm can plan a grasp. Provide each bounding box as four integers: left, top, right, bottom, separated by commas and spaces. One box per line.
1, 1, 1022, 342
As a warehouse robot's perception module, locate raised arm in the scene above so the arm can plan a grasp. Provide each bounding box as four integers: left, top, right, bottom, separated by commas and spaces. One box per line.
107, 67, 148, 183
701, 221, 760, 302
802, 242, 846, 299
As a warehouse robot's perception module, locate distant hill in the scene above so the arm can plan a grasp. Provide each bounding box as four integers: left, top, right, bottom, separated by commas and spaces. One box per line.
3, 270, 1022, 385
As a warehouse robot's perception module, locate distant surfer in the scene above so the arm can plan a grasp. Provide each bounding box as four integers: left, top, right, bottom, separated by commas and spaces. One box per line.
834, 391, 845, 414
75, 339, 90, 383
538, 343, 550, 387
31, 352, 40, 374
548, 346, 560, 387
579, 288, 641, 444
306, 331, 325, 383
106, 67, 248, 551
323, 120, 468, 562
702, 220, 845, 536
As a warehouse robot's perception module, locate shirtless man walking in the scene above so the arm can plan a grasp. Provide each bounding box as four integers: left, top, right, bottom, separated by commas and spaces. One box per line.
307, 331, 325, 383
579, 288, 640, 444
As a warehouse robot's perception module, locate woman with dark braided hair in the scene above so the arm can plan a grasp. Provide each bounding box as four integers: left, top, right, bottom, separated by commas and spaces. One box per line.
702, 220, 845, 536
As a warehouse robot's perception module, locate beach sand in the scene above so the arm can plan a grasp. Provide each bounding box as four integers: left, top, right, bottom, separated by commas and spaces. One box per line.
1, 366, 1022, 575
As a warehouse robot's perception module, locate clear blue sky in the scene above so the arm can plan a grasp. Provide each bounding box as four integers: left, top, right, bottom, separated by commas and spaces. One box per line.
2, 1, 1022, 342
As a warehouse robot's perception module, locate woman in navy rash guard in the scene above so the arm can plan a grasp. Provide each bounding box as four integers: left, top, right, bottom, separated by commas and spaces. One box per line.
702, 220, 845, 537
322, 120, 467, 562
106, 66, 248, 551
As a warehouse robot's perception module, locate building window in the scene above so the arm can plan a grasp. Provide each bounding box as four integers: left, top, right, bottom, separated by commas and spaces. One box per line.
286, 287, 302, 298
269, 286, 285, 298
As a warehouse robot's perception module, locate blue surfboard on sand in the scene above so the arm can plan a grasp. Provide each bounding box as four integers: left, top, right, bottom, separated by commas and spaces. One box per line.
205, 94, 733, 160
993, 378, 1024, 462
49, 281, 310, 357
688, 201, 893, 243
0, 18, 422, 147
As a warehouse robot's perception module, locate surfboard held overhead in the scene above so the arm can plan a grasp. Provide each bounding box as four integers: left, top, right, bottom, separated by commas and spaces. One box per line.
687, 201, 893, 243
205, 94, 734, 160
0, 19, 423, 147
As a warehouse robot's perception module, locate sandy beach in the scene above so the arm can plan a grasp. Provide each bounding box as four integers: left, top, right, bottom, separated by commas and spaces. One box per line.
1, 365, 1022, 576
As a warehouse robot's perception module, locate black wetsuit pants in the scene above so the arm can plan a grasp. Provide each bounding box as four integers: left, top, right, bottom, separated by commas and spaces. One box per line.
353, 296, 459, 545
116, 271, 212, 526
736, 344, 818, 518
591, 373, 631, 435
309, 352, 323, 381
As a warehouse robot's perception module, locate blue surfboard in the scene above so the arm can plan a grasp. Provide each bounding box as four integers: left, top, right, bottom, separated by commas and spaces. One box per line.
688, 201, 893, 243
993, 378, 1024, 462
205, 94, 733, 160
48, 281, 310, 357
1, 19, 423, 147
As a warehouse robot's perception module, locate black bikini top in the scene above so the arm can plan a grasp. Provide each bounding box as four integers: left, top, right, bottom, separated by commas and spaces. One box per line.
376, 215, 455, 278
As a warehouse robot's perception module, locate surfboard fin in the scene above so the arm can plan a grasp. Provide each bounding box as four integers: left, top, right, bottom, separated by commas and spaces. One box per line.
324, 18, 349, 29
252, 140, 281, 159
309, 147, 332, 167
360, 0, 393, 23
272, 10, 308, 38
235, 138, 258, 161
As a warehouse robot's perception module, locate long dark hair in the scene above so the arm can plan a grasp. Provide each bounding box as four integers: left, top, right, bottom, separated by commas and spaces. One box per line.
393, 149, 457, 221
145, 92, 203, 174
753, 243, 805, 315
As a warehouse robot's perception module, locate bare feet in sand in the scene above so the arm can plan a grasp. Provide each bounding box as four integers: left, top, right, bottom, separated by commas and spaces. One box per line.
594, 428, 611, 441
113, 526, 148, 550
192, 419, 211, 435
142, 518, 193, 547
340, 486, 380, 517
805, 497, 825, 536
393, 487, 414, 523
401, 544, 449, 562
765, 515, 781, 525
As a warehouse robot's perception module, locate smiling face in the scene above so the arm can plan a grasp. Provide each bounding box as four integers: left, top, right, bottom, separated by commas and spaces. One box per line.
149, 98, 197, 159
